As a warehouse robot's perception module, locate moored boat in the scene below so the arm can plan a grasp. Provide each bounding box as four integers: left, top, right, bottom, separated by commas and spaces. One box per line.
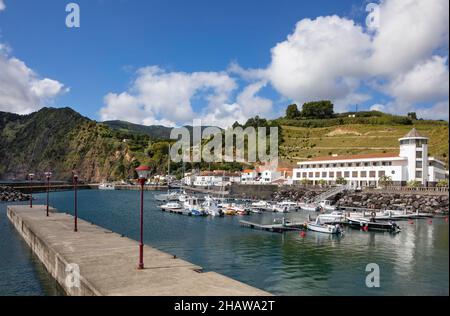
299, 203, 320, 212
319, 200, 336, 212
346, 217, 401, 232
307, 217, 343, 234
99, 183, 115, 190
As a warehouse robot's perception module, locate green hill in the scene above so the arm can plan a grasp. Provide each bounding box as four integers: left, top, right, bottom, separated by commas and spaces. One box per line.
280, 121, 449, 167
103, 120, 172, 140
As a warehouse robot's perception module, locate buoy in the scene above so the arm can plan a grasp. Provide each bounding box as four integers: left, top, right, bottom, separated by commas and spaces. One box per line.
428, 219, 433, 224
445, 217, 448, 223
300, 231, 306, 238
363, 225, 369, 232
409, 220, 414, 225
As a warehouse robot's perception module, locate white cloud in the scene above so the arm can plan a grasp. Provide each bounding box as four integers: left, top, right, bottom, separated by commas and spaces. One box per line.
262, 0, 449, 118
416, 101, 449, 120
0, 45, 68, 114
369, 0, 449, 75
100, 66, 238, 127
0, 0, 5, 12
267, 15, 371, 106
386, 56, 449, 104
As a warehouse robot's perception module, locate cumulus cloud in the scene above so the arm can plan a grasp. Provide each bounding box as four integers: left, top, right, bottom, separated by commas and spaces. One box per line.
264, 0, 449, 117
100, 66, 239, 127
0, 45, 68, 114
0, 0, 5, 11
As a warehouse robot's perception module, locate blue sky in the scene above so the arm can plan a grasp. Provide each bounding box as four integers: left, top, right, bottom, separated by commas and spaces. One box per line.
0, 0, 448, 126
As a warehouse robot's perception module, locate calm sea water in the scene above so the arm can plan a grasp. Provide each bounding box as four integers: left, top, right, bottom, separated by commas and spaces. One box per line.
0, 189, 448, 296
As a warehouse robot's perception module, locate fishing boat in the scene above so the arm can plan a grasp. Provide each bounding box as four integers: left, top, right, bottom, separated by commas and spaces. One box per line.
99, 183, 115, 190
271, 205, 290, 213
184, 196, 207, 216
316, 211, 346, 224
319, 200, 337, 212
160, 202, 183, 211
202, 196, 223, 217
155, 191, 180, 202
299, 203, 320, 212
277, 201, 298, 212
251, 200, 271, 209
346, 217, 401, 232
307, 217, 343, 234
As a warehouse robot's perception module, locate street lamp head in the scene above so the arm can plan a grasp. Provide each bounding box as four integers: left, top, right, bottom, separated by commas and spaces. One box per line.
72, 170, 79, 180
28, 173, 35, 180
135, 165, 151, 180
44, 172, 52, 180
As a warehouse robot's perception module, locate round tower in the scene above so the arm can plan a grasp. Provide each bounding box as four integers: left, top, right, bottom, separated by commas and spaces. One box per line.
399, 128, 429, 186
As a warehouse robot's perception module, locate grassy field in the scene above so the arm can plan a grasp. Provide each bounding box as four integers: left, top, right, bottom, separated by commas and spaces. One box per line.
280, 122, 449, 167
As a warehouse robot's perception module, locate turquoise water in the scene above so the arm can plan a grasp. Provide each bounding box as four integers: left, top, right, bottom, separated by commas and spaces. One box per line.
0, 189, 448, 296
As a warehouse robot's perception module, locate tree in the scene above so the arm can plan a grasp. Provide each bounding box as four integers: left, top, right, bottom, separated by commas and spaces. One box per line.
318, 179, 327, 187
407, 112, 418, 120
286, 104, 301, 119
301, 101, 334, 119
336, 177, 347, 185
407, 180, 421, 188
437, 179, 449, 188
300, 178, 312, 186
378, 175, 393, 188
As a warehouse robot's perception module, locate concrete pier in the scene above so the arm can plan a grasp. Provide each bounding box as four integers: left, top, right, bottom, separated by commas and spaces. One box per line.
7, 205, 270, 296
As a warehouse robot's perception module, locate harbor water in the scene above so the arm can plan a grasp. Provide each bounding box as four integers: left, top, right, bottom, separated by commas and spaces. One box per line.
0, 189, 448, 296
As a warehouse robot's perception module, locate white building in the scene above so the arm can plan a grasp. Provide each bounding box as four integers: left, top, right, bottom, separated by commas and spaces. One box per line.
293, 128, 448, 187
193, 171, 241, 187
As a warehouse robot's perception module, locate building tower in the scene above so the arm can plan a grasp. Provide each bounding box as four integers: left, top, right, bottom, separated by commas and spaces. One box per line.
399, 128, 429, 186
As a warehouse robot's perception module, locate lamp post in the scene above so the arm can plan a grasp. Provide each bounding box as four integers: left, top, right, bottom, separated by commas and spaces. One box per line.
135, 165, 151, 270
72, 171, 79, 232
28, 173, 34, 208
44, 172, 52, 217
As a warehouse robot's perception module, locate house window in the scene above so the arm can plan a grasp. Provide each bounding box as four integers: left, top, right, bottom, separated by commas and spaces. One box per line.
309, 172, 313, 178
378, 171, 385, 177
344, 171, 350, 178
361, 171, 367, 177
416, 151, 423, 158
369, 171, 376, 178
352, 171, 358, 178
340, 163, 345, 167
322, 172, 327, 178
416, 161, 422, 169
315, 172, 320, 178
336, 172, 342, 178
302, 172, 307, 178
356, 162, 361, 167
296, 172, 301, 178
373, 162, 380, 166
416, 171, 423, 178
364, 162, 369, 167
329, 172, 335, 178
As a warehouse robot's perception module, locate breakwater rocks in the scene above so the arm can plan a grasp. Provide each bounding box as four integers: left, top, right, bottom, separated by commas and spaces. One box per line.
272, 187, 327, 202
337, 192, 449, 213
0, 186, 31, 202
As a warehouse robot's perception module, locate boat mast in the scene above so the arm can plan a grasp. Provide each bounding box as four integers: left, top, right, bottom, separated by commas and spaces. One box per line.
167, 144, 171, 194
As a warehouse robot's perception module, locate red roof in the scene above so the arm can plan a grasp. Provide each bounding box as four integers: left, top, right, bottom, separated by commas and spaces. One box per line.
303, 152, 399, 162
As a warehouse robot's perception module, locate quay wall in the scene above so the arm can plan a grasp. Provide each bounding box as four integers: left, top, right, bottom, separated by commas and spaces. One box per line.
7, 205, 270, 296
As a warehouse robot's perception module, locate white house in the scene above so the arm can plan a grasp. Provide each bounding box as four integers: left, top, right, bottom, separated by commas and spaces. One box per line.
293, 128, 448, 187
193, 170, 241, 187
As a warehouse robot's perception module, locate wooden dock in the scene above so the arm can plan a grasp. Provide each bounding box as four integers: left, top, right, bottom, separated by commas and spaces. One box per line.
239, 220, 305, 233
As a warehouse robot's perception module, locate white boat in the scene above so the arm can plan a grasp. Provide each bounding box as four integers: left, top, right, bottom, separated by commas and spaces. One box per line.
251, 200, 270, 208
277, 201, 298, 212
271, 205, 290, 213
316, 211, 346, 224
202, 196, 223, 217
307, 217, 343, 234
184, 196, 207, 216
160, 202, 183, 211
155, 191, 180, 202
299, 203, 320, 212
99, 183, 115, 190
319, 200, 336, 212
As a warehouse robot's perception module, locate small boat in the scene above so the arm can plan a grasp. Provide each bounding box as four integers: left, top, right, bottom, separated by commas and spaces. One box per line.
307, 217, 343, 234
251, 200, 271, 209
155, 191, 180, 202
316, 211, 346, 224
346, 217, 401, 232
184, 196, 207, 216
160, 202, 183, 211
202, 196, 223, 217
299, 203, 320, 212
319, 200, 336, 212
277, 201, 298, 212
271, 205, 290, 213
99, 183, 115, 190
